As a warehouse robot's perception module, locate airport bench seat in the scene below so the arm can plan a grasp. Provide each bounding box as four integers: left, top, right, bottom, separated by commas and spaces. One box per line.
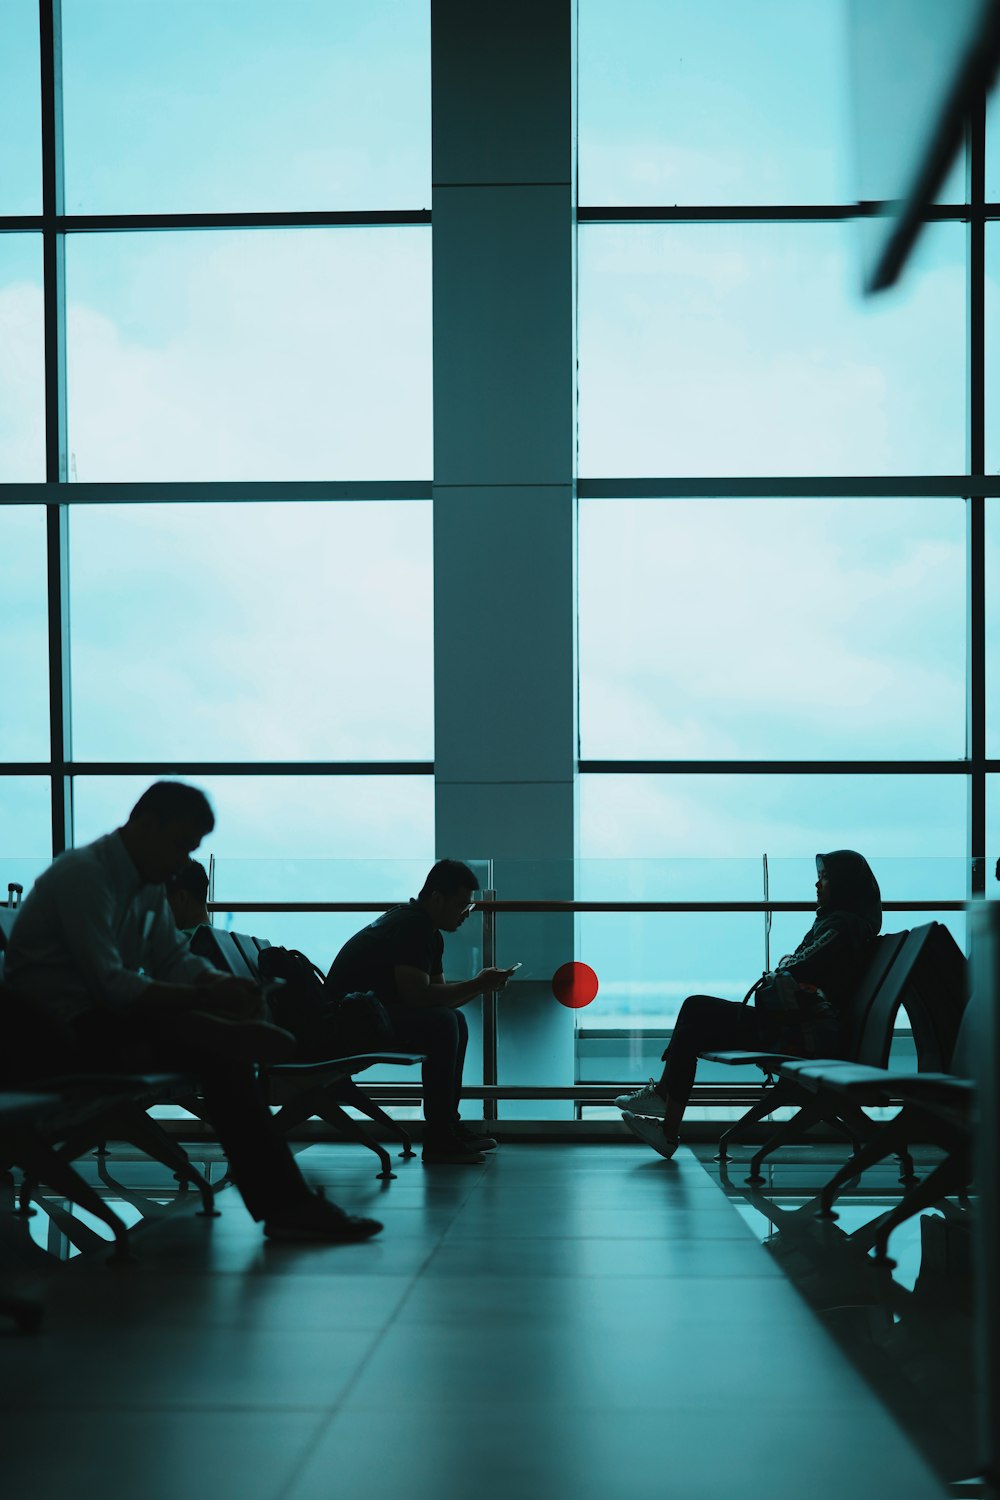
697, 924, 966, 1183
191, 926, 428, 1178
0, 1070, 216, 1263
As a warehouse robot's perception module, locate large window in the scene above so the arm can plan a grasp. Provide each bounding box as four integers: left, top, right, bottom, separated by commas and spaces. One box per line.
1, 2, 433, 887
2, 4, 991, 1112
575, 0, 983, 1070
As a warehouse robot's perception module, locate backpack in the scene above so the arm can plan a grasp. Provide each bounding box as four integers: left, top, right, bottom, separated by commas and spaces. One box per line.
257, 945, 394, 1059
257, 946, 326, 1035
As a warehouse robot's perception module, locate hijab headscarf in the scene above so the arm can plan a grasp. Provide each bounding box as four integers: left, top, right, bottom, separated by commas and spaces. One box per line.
815, 850, 882, 935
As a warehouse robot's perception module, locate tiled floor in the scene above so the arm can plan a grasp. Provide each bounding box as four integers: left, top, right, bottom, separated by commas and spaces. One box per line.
0, 1141, 956, 1500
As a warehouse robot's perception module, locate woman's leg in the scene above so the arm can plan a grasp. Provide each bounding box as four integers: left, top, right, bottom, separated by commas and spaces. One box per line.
655, 995, 765, 1138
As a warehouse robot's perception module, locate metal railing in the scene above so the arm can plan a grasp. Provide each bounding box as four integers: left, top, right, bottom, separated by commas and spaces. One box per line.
204, 889, 971, 1115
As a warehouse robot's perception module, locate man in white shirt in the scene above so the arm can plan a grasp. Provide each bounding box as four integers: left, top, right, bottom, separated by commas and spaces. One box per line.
6, 781, 382, 1244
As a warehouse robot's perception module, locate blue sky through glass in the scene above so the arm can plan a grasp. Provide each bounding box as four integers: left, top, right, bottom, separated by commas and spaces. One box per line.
69, 502, 433, 760
0, 235, 44, 483
0, 0, 42, 215
580, 498, 966, 759
65, 228, 432, 482
578, 220, 965, 477
60, 0, 430, 213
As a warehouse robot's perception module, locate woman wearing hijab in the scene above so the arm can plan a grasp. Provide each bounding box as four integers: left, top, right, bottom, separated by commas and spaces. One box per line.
617, 850, 883, 1160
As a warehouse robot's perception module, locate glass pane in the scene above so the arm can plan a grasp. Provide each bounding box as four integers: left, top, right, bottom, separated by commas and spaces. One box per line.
0, 0, 42, 214
71, 775, 434, 861
0, 507, 49, 759
578, 221, 965, 477
580, 497, 966, 759
981, 228, 1000, 475
984, 775, 1000, 892
209, 855, 485, 960
69, 502, 433, 759
61, 0, 430, 213
769, 906, 966, 966
66, 229, 432, 481
0, 510, 49, 762
0, 777, 52, 897
0, 235, 45, 482
579, 774, 968, 895
206, 855, 487, 1089
985, 498, 1000, 757
578, 0, 852, 206
985, 77, 1000, 202
575, 910, 763, 1033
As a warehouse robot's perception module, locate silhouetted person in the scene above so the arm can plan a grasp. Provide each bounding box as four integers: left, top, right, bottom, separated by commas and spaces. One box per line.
167, 857, 210, 936
5, 781, 382, 1241
326, 859, 516, 1163
615, 851, 882, 1159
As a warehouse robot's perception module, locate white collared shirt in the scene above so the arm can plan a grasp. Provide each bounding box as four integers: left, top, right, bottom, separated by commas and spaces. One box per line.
6, 831, 217, 1024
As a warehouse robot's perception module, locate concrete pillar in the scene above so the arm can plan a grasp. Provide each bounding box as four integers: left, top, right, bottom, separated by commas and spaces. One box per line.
431, 0, 577, 1117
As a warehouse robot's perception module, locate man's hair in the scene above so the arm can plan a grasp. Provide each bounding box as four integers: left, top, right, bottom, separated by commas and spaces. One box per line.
128, 781, 215, 833
419, 859, 479, 900
169, 858, 209, 903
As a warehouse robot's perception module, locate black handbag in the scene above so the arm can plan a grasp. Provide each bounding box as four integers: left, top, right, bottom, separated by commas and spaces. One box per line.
742, 969, 837, 1056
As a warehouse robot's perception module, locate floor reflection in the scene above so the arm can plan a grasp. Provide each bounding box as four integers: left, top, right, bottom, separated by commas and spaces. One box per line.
0, 1147, 231, 1264
694, 1143, 978, 1493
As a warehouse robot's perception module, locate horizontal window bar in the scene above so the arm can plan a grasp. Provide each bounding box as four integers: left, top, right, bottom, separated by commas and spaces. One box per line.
577, 204, 972, 222
0, 762, 433, 776
580, 760, 974, 774
204, 899, 967, 914
2, 479, 992, 504
0, 481, 433, 505
0, 209, 432, 232
5, 761, 992, 777
577, 477, 1000, 499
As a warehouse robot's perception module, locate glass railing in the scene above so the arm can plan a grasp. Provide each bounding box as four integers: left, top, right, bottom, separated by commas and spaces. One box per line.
198, 855, 977, 1121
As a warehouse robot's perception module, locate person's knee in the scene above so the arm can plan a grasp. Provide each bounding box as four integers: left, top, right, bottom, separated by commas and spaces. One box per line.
672, 995, 700, 1031
422, 1005, 462, 1053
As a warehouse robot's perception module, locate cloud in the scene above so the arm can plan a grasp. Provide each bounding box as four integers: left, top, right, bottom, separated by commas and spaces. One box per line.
580, 497, 966, 758
578, 223, 965, 477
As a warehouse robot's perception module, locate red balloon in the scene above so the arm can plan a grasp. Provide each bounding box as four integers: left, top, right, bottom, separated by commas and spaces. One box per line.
551, 961, 599, 1009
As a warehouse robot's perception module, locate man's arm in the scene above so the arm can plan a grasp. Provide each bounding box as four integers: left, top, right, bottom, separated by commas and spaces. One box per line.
53, 871, 260, 1017
393, 964, 514, 1009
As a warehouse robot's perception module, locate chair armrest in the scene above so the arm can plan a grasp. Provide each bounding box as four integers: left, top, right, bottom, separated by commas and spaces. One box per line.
0, 1091, 67, 1127
267, 1052, 425, 1079
699, 1049, 799, 1068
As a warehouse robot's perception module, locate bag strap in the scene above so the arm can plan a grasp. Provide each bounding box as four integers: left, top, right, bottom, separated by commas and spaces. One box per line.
286, 949, 327, 983
742, 975, 766, 1006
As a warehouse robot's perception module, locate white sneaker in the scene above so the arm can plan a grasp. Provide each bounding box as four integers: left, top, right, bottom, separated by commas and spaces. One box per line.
613, 1078, 666, 1116
622, 1111, 680, 1160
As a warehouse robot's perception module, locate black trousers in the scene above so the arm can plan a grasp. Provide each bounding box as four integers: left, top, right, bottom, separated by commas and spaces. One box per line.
70, 1010, 311, 1223
660, 995, 765, 1108
380, 1002, 469, 1132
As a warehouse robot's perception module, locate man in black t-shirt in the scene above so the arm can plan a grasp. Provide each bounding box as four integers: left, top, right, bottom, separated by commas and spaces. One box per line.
326, 860, 515, 1164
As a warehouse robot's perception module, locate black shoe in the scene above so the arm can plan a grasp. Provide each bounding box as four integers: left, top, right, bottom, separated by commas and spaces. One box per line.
422, 1131, 486, 1165
455, 1124, 498, 1151
264, 1191, 383, 1243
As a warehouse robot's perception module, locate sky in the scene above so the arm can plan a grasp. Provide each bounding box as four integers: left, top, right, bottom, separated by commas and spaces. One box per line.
0, 0, 994, 1040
